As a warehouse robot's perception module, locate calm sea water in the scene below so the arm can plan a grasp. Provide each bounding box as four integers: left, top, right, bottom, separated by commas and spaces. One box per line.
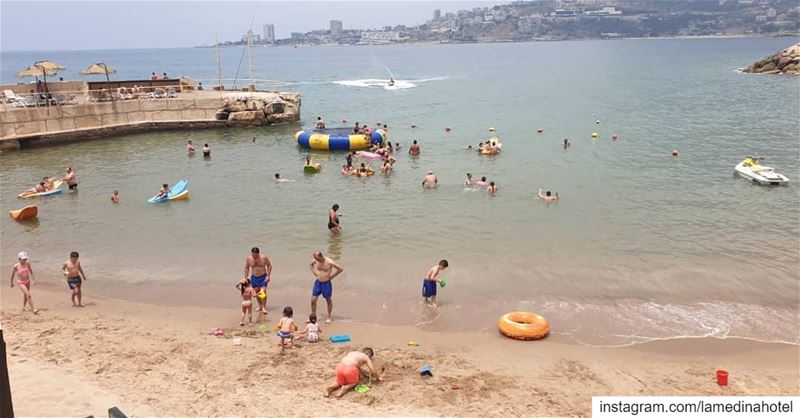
2, 38, 799, 346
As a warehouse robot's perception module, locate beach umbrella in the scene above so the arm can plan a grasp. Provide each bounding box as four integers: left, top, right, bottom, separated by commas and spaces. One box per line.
15, 60, 66, 92
80, 62, 116, 83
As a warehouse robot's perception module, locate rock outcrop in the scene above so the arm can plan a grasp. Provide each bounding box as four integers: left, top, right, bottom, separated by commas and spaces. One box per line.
223, 93, 301, 127
741, 43, 800, 75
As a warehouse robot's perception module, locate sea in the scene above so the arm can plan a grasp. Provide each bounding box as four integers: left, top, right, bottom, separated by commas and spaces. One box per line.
2, 37, 798, 347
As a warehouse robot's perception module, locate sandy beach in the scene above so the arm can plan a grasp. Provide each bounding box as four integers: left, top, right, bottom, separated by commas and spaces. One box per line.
3, 284, 797, 417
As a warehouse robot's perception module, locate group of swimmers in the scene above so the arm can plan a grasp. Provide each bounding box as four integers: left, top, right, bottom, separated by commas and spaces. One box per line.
9, 250, 88, 313
186, 140, 211, 157
19, 166, 78, 197
464, 173, 497, 194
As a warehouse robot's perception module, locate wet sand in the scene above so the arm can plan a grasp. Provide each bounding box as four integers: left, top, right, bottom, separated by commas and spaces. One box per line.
3, 285, 798, 417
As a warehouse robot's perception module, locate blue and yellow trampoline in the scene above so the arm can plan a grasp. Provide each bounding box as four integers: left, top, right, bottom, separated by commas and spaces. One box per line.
295, 128, 385, 151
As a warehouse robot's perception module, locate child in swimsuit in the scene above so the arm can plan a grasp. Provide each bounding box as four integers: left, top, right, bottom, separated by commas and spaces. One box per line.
296, 313, 322, 343
236, 278, 255, 326
276, 306, 297, 351
422, 259, 449, 307
62, 251, 87, 307
10, 251, 37, 313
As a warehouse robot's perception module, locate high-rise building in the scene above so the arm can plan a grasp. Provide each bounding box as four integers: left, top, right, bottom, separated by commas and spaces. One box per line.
330, 20, 343, 36
263, 23, 275, 44
433, 9, 441, 21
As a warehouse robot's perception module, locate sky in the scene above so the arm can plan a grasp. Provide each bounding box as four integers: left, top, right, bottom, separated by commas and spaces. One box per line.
1, 0, 503, 51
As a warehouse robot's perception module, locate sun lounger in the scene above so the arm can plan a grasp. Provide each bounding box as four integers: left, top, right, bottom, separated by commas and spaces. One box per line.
3, 90, 26, 107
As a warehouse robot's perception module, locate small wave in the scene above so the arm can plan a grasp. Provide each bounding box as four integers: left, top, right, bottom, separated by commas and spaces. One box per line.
334, 78, 415, 90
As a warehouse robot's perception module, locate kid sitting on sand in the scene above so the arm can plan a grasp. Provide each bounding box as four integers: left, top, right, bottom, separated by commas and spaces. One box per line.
295, 313, 322, 343
422, 259, 448, 307
276, 306, 297, 350
235, 278, 255, 326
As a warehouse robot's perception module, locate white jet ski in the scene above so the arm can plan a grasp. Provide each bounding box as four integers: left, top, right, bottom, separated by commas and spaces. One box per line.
734, 156, 789, 185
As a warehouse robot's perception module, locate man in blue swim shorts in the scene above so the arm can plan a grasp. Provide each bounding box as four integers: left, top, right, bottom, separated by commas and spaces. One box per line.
244, 247, 272, 315
422, 259, 448, 307
309, 251, 343, 324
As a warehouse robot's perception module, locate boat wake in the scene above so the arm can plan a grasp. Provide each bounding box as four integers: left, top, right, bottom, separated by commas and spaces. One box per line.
333, 76, 446, 90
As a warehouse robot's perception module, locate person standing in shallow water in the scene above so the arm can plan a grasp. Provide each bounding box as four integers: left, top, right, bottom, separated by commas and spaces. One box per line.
328, 204, 342, 234
309, 251, 343, 324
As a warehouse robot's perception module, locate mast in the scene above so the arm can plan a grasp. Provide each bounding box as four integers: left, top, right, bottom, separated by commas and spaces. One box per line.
247, 30, 254, 90
215, 32, 222, 91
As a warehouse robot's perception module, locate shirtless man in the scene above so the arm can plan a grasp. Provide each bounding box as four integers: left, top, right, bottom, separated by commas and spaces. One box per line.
316, 116, 326, 130
63, 166, 78, 191
538, 188, 560, 202
325, 348, 381, 398
186, 140, 196, 154
409, 140, 420, 156
422, 171, 438, 188
244, 247, 273, 314
62, 251, 87, 307
464, 173, 474, 187
309, 251, 343, 324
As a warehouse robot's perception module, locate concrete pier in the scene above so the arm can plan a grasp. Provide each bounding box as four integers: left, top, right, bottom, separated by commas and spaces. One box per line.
0, 81, 300, 154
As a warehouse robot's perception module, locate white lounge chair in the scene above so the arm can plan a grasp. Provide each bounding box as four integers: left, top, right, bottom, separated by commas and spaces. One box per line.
3, 90, 26, 107
167, 87, 178, 98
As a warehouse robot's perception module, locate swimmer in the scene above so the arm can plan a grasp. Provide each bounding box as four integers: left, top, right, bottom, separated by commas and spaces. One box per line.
464, 173, 474, 187
274, 173, 290, 182
487, 181, 497, 194
341, 165, 353, 175
394, 142, 401, 151
352, 122, 361, 134
186, 140, 195, 154
409, 140, 420, 156
538, 188, 559, 202
346, 152, 354, 168
43, 176, 55, 190
563, 138, 571, 149
305, 155, 321, 170
475, 176, 488, 188
383, 124, 389, 134
111, 190, 119, 203
422, 171, 438, 188
465, 145, 473, 150
155, 183, 169, 199
355, 163, 373, 177
381, 158, 393, 175
316, 116, 326, 130
202, 143, 211, 157
63, 166, 78, 191
328, 204, 342, 234
252, 137, 256, 142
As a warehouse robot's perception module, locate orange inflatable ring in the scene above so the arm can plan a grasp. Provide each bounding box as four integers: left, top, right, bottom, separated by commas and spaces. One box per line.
498, 312, 549, 340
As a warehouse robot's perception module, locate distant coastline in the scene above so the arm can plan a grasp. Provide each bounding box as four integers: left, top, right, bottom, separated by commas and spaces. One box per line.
194, 33, 798, 49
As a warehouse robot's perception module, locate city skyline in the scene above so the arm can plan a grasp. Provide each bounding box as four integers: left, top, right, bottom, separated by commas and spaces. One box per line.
0, 1, 500, 52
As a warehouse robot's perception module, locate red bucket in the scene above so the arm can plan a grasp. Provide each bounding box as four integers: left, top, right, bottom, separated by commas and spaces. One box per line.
716, 370, 729, 386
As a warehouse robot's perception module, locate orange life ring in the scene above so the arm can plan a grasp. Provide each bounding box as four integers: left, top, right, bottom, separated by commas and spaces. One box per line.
498, 312, 549, 340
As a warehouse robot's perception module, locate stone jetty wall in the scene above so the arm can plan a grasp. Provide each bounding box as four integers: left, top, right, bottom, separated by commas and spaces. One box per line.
0, 91, 300, 153
741, 43, 800, 75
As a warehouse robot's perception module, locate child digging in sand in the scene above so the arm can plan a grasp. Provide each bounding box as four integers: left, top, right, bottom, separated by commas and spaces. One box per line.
276, 306, 297, 351
295, 313, 322, 343
235, 278, 255, 326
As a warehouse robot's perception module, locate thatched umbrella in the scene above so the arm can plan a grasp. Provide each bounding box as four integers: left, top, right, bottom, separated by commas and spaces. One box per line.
80, 62, 116, 83
15, 60, 67, 93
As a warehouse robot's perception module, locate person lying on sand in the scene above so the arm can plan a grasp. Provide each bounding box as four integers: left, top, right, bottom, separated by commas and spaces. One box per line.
538, 188, 559, 202
325, 348, 381, 398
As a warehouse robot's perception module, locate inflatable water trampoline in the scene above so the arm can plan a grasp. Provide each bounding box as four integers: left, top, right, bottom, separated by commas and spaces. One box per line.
295, 128, 385, 151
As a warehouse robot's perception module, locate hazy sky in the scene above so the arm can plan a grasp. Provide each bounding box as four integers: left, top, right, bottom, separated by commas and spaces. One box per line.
1, 1, 502, 51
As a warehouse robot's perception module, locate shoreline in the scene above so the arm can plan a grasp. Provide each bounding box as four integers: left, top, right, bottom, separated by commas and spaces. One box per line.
3, 286, 798, 416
